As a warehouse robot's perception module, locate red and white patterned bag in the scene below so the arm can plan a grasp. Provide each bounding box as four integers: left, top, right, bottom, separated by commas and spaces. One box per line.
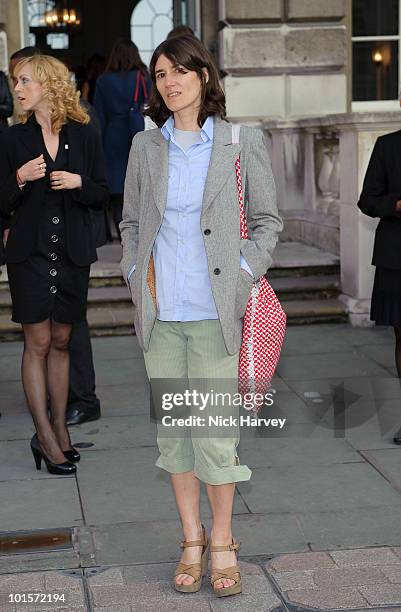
232, 124, 286, 409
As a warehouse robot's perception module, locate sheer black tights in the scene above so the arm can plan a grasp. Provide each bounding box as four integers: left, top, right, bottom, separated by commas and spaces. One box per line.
21, 319, 73, 464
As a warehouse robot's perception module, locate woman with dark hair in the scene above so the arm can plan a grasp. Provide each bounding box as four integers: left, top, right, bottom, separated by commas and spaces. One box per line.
81, 53, 105, 104
120, 36, 282, 597
94, 39, 152, 239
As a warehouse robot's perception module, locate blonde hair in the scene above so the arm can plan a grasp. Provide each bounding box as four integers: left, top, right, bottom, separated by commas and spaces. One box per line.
15, 54, 90, 132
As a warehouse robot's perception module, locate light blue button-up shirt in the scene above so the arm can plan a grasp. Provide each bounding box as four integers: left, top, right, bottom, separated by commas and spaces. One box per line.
155, 115, 218, 321
128, 115, 252, 321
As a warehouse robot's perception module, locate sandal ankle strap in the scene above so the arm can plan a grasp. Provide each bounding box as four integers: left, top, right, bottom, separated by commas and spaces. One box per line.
210, 540, 240, 553
180, 525, 208, 549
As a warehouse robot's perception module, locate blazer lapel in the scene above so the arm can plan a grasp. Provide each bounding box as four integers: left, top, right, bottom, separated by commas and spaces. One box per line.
145, 130, 169, 218
17, 115, 44, 159
63, 122, 84, 172
202, 117, 241, 215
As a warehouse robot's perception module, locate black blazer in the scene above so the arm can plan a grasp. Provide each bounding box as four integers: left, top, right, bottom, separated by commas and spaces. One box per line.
358, 130, 401, 269
0, 115, 109, 265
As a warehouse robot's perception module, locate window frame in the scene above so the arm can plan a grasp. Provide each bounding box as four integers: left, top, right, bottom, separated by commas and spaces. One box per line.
351, 2, 401, 111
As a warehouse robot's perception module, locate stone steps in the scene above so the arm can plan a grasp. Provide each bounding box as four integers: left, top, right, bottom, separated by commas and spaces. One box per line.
0, 242, 347, 340
0, 297, 346, 342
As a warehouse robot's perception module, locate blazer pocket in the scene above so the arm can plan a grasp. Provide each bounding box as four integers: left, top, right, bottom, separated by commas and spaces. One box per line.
235, 268, 254, 319
128, 270, 138, 305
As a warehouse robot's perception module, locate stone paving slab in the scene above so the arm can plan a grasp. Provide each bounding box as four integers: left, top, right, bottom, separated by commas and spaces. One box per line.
92, 513, 308, 566
266, 546, 401, 610
286, 376, 401, 403
0, 355, 21, 383
91, 336, 143, 361
0, 382, 27, 416
77, 447, 248, 526
0, 440, 68, 481
95, 384, 149, 417
0, 550, 81, 575
364, 449, 401, 491
357, 343, 395, 369
298, 506, 401, 550
85, 562, 281, 612
0, 478, 83, 531
0, 340, 23, 356
282, 325, 393, 357
0, 414, 33, 441
91, 358, 147, 387
237, 463, 401, 514
277, 351, 391, 381
65, 415, 157, 452
238, 437, 360, 468
0, 569, 86, 611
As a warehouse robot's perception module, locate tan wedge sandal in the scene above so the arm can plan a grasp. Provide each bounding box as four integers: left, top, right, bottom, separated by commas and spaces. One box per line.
174, 524, 209, 593
210, 538, 242, 597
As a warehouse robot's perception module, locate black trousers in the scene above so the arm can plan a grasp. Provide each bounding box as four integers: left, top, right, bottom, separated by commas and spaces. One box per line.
68, 320, 100, 412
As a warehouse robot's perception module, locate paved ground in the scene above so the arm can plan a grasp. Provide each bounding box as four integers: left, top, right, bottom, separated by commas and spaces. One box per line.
1, 323, 401, 611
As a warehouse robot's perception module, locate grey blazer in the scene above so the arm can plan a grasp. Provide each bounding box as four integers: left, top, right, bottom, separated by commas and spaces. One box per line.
120, 115, 283, 355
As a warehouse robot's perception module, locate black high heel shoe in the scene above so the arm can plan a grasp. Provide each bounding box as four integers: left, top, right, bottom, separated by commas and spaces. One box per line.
30, 434, 76, 475
63, 448, 80, 462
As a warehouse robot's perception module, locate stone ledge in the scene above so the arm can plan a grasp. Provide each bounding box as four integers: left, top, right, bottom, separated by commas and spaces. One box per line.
224, 0, 283, 21
221, 26, 346, 72
287, 0, 346, 21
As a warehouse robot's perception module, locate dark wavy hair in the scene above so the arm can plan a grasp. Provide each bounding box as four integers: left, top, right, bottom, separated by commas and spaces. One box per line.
145, 35, 226, 128
105, 38, 147, 74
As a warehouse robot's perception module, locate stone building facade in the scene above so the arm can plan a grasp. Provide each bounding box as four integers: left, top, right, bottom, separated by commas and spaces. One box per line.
4, 0, 399, 325
205, 0, 398, 326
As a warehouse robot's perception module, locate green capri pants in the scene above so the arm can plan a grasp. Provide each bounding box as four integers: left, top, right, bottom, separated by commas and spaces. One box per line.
143, 319, 252, 485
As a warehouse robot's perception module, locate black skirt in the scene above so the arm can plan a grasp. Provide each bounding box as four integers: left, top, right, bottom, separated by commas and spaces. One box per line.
371, 267, 401, 326
7, 130, 90, 325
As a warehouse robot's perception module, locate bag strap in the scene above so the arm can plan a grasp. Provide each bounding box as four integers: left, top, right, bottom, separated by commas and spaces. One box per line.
134, 72, 149, 104
133, 71, 140, 103
140, 73, 148, 100
231, 124, 248, 240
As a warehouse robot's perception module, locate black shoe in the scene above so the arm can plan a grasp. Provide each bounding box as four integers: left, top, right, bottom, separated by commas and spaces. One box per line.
63, 448, 81, 462
66, 406, 101, 426
394, 427, 401, 445
30, 434, 76, 475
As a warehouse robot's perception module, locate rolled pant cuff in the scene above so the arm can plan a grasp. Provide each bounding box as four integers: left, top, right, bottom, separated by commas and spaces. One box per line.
155, 454, 195, 474
194, 461, 252, 485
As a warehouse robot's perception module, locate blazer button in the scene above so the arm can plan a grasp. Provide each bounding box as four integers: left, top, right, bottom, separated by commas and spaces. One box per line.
204, 229, 211, 235
214, 268, 221, 275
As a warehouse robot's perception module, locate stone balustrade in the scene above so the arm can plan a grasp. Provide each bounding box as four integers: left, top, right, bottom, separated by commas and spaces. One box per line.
263, 112, 401, 324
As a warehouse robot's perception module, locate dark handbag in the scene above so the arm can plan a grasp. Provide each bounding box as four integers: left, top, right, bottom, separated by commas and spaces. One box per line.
128, 72, 148, 139
0, 71, 13, 119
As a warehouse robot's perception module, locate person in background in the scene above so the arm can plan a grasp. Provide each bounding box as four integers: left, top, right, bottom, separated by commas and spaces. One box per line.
81, 53, 105, 105
8, 46, 105, 427
167, 25, 196, 39
94, 38, 152, 240
0, 55, 108, 475
358, 89, 401, 446
0, 69, 13, 130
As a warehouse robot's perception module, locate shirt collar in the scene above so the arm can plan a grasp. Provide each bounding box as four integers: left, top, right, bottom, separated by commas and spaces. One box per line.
161, 115, 214, 143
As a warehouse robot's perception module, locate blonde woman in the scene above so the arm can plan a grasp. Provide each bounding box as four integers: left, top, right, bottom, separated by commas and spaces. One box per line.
0, 55, 108, 474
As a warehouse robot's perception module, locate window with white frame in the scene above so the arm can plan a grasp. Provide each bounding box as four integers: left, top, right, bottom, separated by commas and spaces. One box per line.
131, 0, 173, 67
352, 0, 400, 110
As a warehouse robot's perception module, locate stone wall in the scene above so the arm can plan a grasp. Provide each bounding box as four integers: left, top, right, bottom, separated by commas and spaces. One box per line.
218, 0, 348, 121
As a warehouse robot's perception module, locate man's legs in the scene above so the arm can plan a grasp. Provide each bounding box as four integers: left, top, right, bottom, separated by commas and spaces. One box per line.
66, 320, 101, 425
